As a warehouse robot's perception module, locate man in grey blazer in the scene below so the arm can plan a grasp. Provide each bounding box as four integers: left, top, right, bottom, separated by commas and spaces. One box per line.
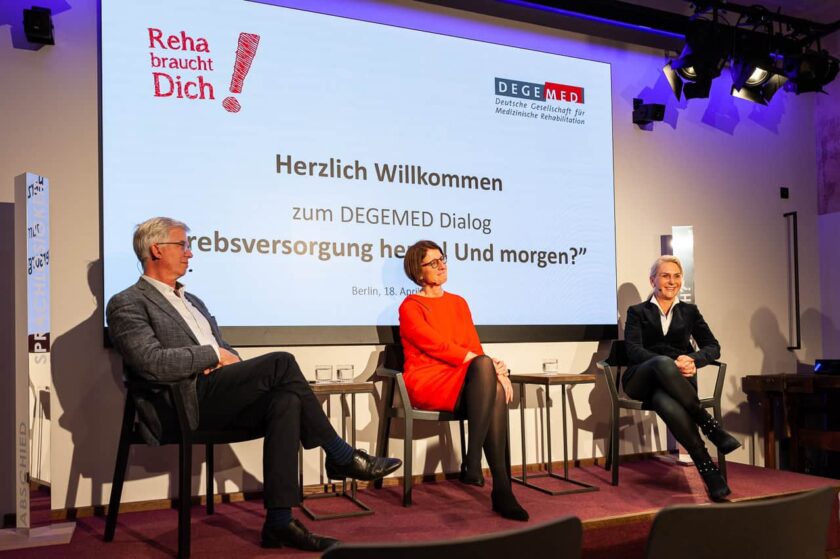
106, 217, 401, 551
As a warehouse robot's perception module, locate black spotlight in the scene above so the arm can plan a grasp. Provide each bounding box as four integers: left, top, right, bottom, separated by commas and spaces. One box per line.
730, 50, 787, 104
664, 20, 728, 100
782, 50, 840, 94
632, 98, 665, 128
23, 7, 55, 45
663, 61, 717, 100
730, 53, 774, 91
731, 73, 787, 104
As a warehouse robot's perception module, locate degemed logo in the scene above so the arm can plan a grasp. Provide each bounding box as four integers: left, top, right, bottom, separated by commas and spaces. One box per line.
495, 77, 584, 104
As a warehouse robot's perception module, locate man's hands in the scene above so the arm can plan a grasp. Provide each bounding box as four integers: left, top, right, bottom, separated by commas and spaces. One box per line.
203, 347, 242, 375
675, 355, 697, 377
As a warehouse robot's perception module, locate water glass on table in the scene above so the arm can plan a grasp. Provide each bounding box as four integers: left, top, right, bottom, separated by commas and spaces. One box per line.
315, 365, 334, 383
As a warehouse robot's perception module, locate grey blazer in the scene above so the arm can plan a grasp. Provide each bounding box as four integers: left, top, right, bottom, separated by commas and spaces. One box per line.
106, 279, 238, 445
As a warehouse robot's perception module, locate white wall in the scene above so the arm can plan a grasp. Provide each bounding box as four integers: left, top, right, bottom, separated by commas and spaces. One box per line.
0, 0, 833, 512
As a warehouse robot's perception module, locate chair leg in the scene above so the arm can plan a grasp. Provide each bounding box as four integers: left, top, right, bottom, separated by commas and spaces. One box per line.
178, 441, 192, 558
403, 416, 413, 507
374, 415, 392, 490
105, 420, 134, 542
104, 403, 135, 542
714, 405, 727, 479
205, 444, 214, 515
611, 407, 620, 486
458, 420, 467, 466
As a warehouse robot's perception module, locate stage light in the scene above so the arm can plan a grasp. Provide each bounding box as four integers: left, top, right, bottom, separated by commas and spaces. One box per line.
663, 19, 727, 100
663, 60, 716, 100
730, 57, 773, 90
746, 68, 769, 86
729, 49, 786, 104
782, 50, 840, 94
730, 73, 787, 104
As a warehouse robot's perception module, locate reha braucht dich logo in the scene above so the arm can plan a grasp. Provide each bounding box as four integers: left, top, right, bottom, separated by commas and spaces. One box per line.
494, 77, 586, 123
147, 28, 259, 113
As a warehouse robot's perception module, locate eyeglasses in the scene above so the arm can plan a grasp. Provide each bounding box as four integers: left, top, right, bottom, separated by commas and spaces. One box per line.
420, 254, 447, 269
157, 241, 192, 251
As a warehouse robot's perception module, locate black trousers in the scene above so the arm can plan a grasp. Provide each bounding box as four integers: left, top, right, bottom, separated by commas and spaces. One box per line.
623, 355, 708, 461
196, 351, 337, 508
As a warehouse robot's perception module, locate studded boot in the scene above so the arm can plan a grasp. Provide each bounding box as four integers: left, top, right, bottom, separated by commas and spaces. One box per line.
696, 458, 731, 502
698, 415, 741, 455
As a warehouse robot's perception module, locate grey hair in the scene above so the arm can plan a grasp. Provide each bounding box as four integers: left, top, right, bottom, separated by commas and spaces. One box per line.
133, 217, 189, 264
649, 255, 683, 278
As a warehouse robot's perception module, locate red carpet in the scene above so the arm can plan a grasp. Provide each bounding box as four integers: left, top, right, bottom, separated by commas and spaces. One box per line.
3, 461, 838, 558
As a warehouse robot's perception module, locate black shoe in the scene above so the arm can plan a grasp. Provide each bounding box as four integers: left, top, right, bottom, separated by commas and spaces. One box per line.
696, 460, 731, 502
261, 518, 339, 551
699, 418, 741, 455
491, 490, 529, 521
459, 464, 485, 487
325, 449, 402, 481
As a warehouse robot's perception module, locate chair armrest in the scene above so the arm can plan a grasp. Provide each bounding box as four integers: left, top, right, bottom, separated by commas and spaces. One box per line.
374, 366, 400, 379
125, 377, 197, 438
124, 376, 197, 391
710, 361, 727, 404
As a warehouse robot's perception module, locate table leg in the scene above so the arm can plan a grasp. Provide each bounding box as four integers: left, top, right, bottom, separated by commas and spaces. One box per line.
300, 389, 374, 520
546, 384, 553, 475
511, 380, 597, 496
520, 383, 527, 484
761, 394, 777, 469
562, 386, 569, 479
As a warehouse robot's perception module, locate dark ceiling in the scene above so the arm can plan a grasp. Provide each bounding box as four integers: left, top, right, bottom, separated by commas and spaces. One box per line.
628, 0, 840, 25
420, 0, 840, 53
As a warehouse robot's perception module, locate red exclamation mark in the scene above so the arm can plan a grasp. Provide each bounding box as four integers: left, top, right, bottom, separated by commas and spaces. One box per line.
223, 33, 260, 113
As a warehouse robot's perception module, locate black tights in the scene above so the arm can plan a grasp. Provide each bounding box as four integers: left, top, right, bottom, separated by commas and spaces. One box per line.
623, 355, 711, 463
455, 355, 511, 492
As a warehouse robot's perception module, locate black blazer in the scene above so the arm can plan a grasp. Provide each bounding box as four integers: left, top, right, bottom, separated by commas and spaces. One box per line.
623, 300, 720, 388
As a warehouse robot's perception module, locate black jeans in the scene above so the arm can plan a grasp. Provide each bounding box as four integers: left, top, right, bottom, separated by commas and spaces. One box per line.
196, 352, 337, 508
623, 355, 709, 462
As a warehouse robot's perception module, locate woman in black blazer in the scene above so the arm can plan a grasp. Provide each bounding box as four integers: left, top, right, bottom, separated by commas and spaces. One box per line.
623, 255, 739, 501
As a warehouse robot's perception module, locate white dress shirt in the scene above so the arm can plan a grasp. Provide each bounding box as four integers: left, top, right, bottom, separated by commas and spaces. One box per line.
141, 275, 221, 360
649, 295, 680, 336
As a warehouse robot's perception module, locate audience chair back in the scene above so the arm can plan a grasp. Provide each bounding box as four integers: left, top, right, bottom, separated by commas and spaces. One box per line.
596, 340, 728, 485
374, 343, 466, 506
645, 486, 837, 559
322, 515, 583, 559
104, 374, 262, 558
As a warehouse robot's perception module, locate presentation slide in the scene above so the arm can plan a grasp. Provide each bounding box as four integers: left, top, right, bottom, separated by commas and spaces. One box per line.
101, 0, 617, 343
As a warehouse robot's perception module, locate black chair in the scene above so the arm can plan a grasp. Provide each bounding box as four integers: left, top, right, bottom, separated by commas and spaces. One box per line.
374, 344, 466, 506
596, 340, 728, 485
645, 486, 836, 559
104, 378, 262, 558
322, 515, 583, 559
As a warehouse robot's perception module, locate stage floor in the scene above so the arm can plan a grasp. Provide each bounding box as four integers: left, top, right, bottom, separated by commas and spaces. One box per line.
4, 460, 839, 558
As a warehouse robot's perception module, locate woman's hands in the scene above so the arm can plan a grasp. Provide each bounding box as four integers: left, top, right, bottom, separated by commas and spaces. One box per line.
675, 355, 696, 377
493, 357, 513, 403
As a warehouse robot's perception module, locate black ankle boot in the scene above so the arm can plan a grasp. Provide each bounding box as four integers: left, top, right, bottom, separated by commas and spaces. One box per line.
698, 416, 741, 455
491, 489, 529, 521
696, 459, 731, 502
459, 464, 485, 487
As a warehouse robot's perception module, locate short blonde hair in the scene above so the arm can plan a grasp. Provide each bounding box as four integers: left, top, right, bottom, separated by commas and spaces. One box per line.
649, 255, 683, 279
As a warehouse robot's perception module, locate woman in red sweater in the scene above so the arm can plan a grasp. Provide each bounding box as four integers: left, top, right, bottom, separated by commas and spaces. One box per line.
398, 240, 528, 521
